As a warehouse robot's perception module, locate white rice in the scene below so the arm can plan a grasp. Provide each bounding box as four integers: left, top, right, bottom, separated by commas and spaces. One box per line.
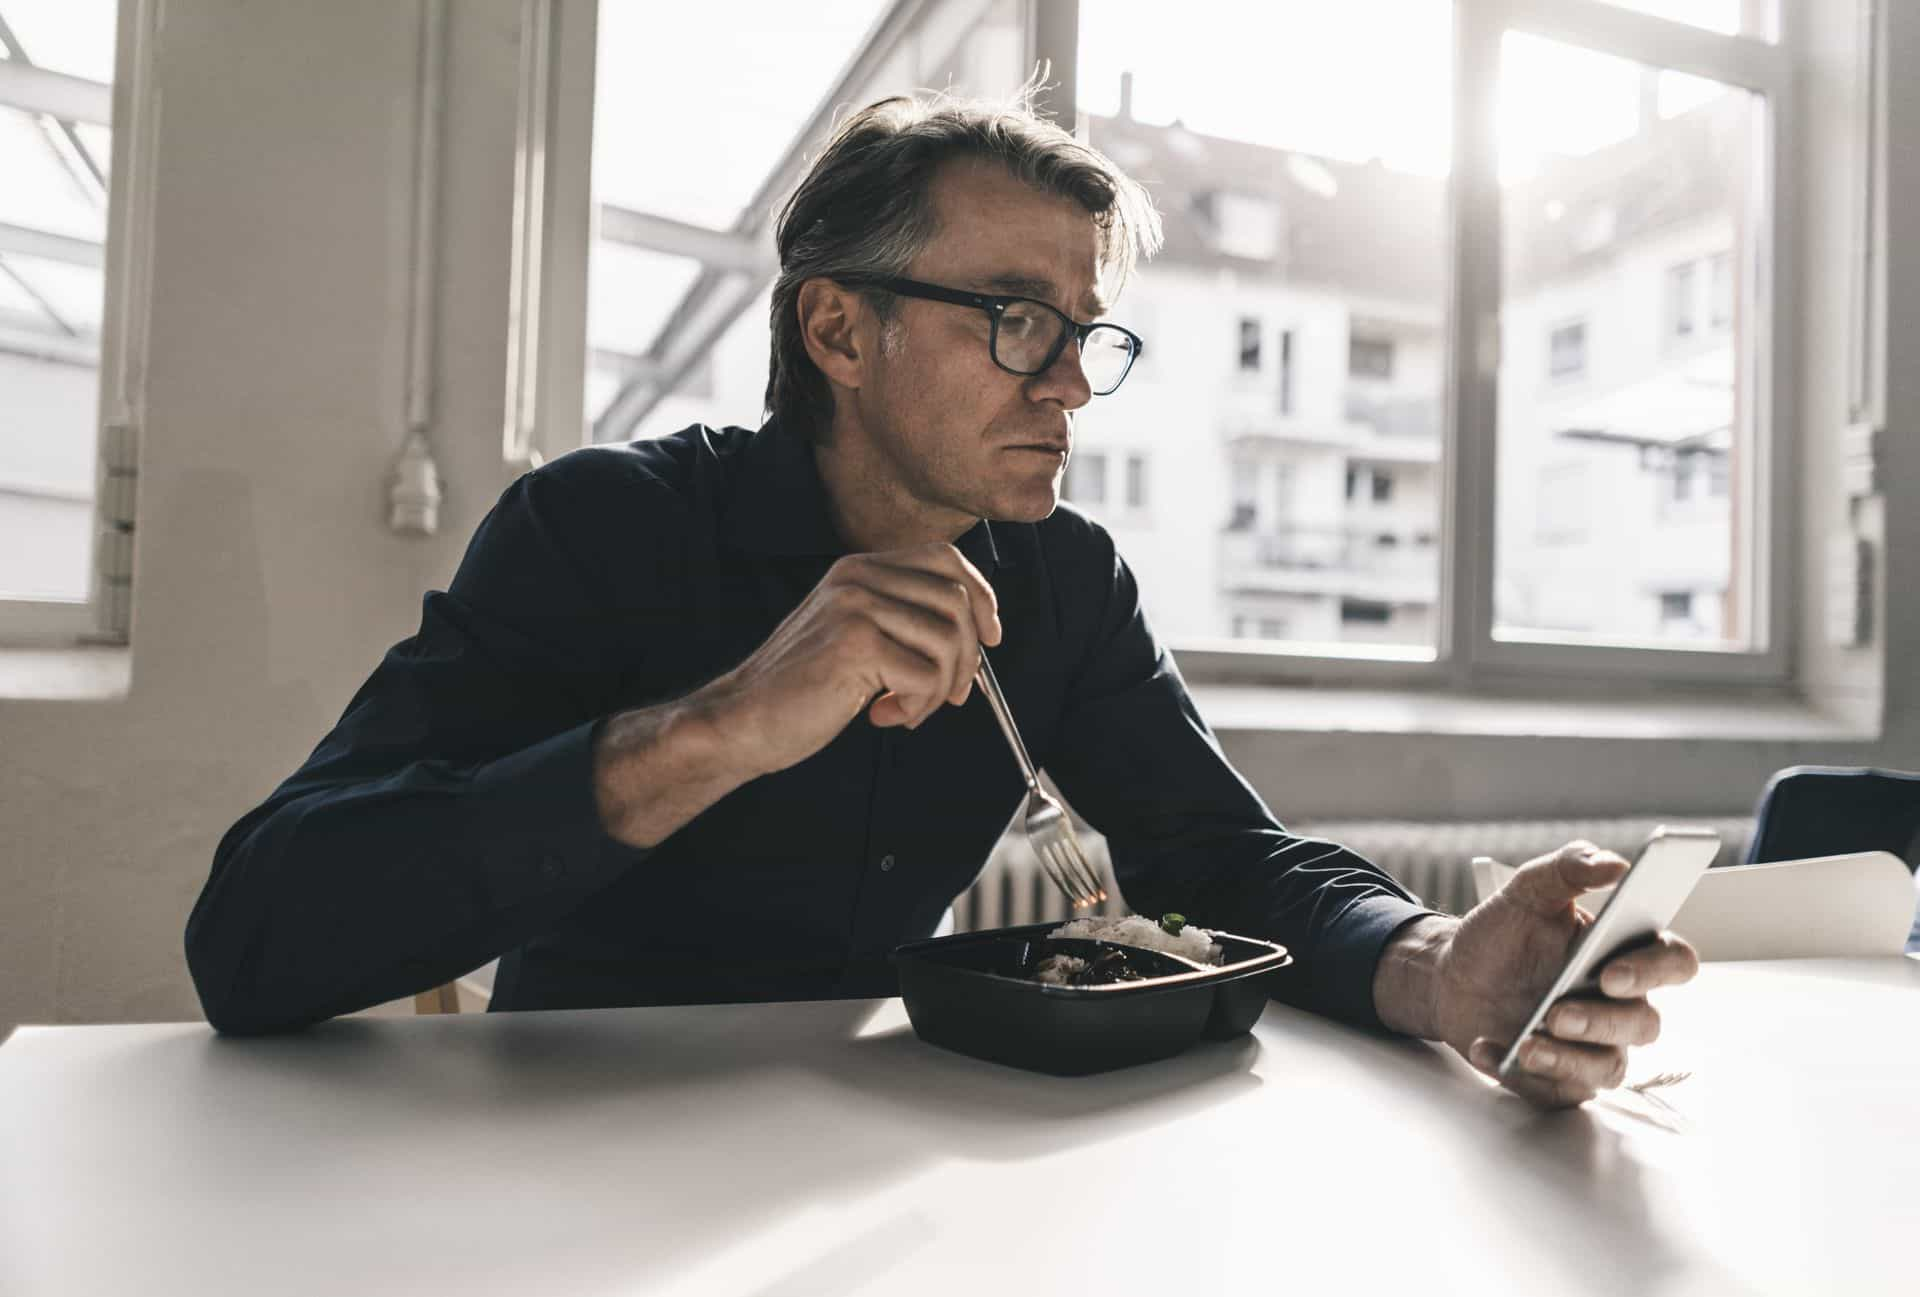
1049, 914, 1222, 965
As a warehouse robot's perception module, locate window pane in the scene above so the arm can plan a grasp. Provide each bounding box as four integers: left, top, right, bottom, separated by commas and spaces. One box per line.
585, 0, 1033, 444
0, 4, 117, 605
1493, 34, 1759, 649
0, 105, 108, 240
1078, 0, 1450, 654
592, 1, 894, 230
0, 0, 119, 83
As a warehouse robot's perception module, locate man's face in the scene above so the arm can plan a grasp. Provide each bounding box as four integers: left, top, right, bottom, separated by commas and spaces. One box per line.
851, 156, 1106, 525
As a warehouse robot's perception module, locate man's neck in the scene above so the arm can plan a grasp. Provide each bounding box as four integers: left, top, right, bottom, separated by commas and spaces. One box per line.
811, 426, 976, 555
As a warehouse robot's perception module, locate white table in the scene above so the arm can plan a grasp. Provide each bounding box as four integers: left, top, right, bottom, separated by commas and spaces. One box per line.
4, 958, 1916, 1297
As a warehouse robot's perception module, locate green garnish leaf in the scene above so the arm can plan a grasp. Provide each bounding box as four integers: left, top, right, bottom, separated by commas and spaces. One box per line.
1160, 913, 1186, 935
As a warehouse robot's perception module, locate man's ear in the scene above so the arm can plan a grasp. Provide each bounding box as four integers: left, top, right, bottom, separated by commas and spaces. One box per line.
797, 277, 869, 391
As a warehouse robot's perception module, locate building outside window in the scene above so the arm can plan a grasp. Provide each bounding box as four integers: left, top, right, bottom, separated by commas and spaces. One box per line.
1237, 316, 1261, 371
1064, 450, 1108, 507
1709, 250, 1732, 330
1276, 328, 1295, 413
1548, 320, 1588, 380
1668, 260, 1697, 338
1348, 334, 1395, 380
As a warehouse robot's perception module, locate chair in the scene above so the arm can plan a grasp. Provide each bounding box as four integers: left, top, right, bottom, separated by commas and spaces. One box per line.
1746, 766, 1920, 952
1746, 765, 1920, 867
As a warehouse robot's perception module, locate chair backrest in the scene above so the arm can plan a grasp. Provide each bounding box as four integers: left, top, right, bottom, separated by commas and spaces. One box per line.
1747, 766, 1920, 871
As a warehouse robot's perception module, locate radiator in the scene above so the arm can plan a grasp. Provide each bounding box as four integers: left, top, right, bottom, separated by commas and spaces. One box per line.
952, 814, 1755, 930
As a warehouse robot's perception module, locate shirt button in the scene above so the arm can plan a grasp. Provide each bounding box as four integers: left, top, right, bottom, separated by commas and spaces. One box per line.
538, 854, 564, 880
879, 853, 896, 872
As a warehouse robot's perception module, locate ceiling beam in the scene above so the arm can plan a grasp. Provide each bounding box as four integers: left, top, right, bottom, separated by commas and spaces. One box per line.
0, 221, 105, 268
0, 322, 97, 367
0, 59, 111, 126
0, 13, 107, 193
597, 204, 774, 274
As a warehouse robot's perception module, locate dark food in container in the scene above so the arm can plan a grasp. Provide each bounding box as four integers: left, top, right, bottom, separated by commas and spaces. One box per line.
890, 922, 1294, 1075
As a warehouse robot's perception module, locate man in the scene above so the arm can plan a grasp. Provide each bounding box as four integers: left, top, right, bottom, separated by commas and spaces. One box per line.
186, 90, 1696, 1108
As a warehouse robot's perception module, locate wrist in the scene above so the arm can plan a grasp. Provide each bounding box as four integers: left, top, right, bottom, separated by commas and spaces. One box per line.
591, 691, 751, 848
1372, 914, 1456, 1040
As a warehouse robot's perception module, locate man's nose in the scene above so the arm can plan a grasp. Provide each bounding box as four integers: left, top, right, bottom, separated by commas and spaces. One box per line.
1028, 335, 1094, 410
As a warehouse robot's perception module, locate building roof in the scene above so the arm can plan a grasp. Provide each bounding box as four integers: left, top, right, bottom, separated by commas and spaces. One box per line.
1087, 87, 1742, 304
1087, 112, 1447, 304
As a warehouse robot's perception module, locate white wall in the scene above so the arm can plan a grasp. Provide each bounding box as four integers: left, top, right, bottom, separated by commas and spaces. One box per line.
0, 0, 529, 1035
0, 0, 1915, 1037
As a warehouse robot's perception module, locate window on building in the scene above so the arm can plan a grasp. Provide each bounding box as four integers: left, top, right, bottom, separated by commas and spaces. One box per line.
1349, 335, 1395, 380
1659, 590, 1694, 623
1064, 450, 1108, 506
1228, 455, 1257, 530
1371, 470, 1395, 504
1277, 328, 1295, 413
1124, 453, 1148, 510
1667, 260, 1697, 338
1672, 453, 1697, 501
1344, 466, 1360, 501
1208, 191, 1281, 260
1548, 320, 1588, 380
1238, 317, 1261, 371
1341, 598, 1393, 624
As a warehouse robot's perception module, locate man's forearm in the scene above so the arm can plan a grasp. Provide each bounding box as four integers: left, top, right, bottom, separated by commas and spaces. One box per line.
591, 690, 761, 848
1371, 914, 1458, 1040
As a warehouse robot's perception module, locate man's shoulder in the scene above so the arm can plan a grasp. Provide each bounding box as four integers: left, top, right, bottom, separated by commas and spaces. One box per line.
529, 423, 751, 503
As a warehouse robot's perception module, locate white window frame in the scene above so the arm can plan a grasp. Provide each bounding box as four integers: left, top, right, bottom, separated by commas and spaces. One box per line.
539, 0, 1795, 695
0, 0, 159, 648
1104, 0, 1795, 691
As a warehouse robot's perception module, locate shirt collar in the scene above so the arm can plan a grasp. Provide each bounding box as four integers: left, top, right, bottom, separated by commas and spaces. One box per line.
721, 418, 1012, 572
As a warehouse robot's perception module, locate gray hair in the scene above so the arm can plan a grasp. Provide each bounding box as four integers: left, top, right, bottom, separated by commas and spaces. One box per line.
765, 78, 1163, 442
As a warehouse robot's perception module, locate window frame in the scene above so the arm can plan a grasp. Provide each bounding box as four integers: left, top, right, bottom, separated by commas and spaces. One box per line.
0, 0, 159, 648
1154, 0, 1795, 691
545, 0, 1796, 696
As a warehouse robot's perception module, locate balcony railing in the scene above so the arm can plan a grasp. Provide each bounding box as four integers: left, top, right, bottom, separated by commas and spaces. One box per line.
1343, 391, 1440, 442
1219, 525, 1440, 601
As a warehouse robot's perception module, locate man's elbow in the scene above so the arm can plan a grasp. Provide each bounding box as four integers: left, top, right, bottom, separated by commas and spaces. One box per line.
183, 913, 311, 1036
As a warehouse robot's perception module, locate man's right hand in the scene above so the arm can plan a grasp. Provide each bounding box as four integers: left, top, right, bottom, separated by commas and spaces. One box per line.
591, 544, 1001, 847
705, 543, 1003, 777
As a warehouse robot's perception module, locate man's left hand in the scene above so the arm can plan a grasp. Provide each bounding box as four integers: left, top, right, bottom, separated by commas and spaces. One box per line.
1380, 840, 1701, 1108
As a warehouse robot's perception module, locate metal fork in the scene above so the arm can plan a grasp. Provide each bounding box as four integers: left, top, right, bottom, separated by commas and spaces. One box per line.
973, 646, 1108, 910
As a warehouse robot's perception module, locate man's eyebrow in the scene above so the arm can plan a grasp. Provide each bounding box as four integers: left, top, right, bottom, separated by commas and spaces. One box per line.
977, 273, 1106, 320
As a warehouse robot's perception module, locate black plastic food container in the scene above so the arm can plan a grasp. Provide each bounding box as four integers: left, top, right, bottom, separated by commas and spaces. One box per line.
890, 922, 1294, 1075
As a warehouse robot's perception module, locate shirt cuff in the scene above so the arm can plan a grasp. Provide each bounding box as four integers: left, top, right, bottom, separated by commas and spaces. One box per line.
1310, 894, 1442, 1033
465, 717, 654, 906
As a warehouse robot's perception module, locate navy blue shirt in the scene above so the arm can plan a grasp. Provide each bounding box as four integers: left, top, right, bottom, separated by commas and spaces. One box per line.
186, 420, 1434, 1034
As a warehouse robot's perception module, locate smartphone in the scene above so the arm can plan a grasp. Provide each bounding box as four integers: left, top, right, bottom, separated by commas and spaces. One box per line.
1496, 825, 1720, 1079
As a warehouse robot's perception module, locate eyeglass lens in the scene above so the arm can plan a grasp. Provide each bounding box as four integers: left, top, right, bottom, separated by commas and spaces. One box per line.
993, 301, 1135, 394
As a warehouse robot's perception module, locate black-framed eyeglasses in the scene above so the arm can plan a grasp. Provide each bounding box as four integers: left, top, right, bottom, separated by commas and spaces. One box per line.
847, 275, 1143, 396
